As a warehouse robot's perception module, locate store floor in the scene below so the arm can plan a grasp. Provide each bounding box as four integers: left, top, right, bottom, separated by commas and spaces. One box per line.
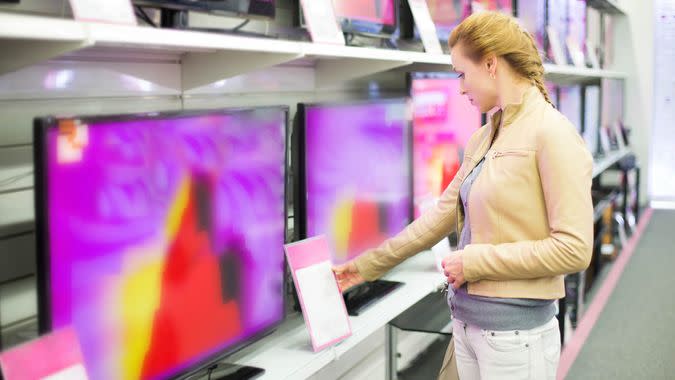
565, 209, 675, 379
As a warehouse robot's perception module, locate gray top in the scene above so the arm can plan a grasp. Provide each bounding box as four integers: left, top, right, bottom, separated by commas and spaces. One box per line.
447, 157, 556, 331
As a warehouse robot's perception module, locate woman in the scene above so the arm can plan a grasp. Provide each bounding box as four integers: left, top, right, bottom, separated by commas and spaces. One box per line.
333, 11, 593, 380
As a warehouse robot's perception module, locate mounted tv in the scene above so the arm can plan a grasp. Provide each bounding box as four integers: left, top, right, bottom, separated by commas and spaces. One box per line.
408, 72, 481, 218
517, 0, 546, 53
558, 85, 583, 134
33, 107, 288, 380
293, 99, 412, 315
133, 0, 276, 19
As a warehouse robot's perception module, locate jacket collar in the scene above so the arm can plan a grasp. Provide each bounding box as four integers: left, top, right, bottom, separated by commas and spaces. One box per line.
488, 86, 541, 130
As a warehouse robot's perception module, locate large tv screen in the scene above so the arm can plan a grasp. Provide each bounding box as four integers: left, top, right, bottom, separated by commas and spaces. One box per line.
34, 107, 288, 380
409, 73, 481, 217
295, 99, 412, 264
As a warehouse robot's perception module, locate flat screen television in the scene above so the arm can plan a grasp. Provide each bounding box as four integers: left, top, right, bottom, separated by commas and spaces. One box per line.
293, 99, 411, 315
133, 0, 276, 19
558, 85, 583, 134
517, 0, 546, 53
546, 0, 569, 63
332, 0, 399, 37
583, 84, 601, 157
33, 107, 288, 380
408, 72, 481, 218
470, 0, 513, 14
401, 0, 472, 42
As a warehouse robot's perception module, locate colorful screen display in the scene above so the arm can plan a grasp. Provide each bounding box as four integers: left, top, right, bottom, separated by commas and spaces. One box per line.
410, 74, 481, 218
470, 0, 512, 14
559, 85, 583, 133
302, 100, 411, 264
426, 0, 471, 40
517, 0, 546, 52
37, 108, 287, 380
333, 0, 396, 26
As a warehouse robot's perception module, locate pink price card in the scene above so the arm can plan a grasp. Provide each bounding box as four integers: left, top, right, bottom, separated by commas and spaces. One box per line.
284, 235, 352, 352
0, 327, 88, 380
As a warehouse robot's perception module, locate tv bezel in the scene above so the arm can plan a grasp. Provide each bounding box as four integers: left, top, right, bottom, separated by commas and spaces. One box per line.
292, 98, 414, 248
33, 106, 290, 380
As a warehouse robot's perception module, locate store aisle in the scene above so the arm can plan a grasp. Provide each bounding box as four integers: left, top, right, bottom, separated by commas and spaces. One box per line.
564, 209, 675, 379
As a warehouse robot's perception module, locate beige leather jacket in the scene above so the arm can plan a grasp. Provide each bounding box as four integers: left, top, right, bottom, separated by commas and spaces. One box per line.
354, 86, 593, 299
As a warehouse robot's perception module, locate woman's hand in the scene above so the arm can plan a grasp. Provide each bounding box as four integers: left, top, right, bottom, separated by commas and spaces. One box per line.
332, 260, 366, 292
442, 253, 466, 289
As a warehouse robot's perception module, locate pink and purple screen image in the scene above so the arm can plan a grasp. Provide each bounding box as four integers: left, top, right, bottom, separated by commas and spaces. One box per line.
517, 0, 546, 52
410, 76, 481, 218
567, 0, 587, 51
304, 101, 411, 264
333, 0, 396, 25
42, 108, 286, 380
426, 0, 471, 39
470, 0, 512, 14
558, 85, 583, 133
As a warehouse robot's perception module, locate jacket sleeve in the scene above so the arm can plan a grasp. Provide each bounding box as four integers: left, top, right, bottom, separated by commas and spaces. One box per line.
352, 162, 464, 281
461, 120, 594, 282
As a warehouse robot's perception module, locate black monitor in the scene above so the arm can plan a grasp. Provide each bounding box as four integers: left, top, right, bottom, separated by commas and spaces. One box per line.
33, 107, 288, 380
293, 99, 412, 315
133, 0, 276, 19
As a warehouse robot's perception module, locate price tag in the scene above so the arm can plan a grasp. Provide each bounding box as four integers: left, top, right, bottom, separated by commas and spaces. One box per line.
407, 0, 443, 54
69, 0, 136, 25
300, 0, 345, 45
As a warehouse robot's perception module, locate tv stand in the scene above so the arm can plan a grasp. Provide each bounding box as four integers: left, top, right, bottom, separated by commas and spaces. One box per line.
202, 363, 264, 380
343, 279, 403, 316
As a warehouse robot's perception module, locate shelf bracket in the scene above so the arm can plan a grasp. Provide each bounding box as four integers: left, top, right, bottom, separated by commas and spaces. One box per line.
0, 40, 91, 77
315, 58, 411, 88
181, 50, 303, 91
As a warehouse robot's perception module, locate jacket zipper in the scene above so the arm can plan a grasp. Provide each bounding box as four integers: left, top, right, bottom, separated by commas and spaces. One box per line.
492, 150, 529, 159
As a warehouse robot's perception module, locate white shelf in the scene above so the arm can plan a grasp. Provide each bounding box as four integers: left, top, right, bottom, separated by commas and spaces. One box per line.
593, 148, 632, 178
0, 12, 452, 91
224, 250, 445, 380
544, 63, 626, 84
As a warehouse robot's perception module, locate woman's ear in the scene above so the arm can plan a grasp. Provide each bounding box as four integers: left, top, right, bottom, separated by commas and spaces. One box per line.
484, 54, 497, 77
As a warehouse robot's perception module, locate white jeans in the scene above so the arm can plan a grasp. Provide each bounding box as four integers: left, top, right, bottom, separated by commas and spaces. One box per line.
452, 317, 561, 380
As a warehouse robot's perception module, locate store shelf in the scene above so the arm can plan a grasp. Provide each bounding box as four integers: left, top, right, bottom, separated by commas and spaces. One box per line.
593, 148, 632, 178
0, 13, 91, 75
544, 63, 626, 84
225, 250, 445, 380
0, 12, 452, 91
586, 0, 626, 15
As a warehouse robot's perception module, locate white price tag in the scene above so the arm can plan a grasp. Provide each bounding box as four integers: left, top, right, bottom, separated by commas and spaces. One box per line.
407, 0, 443, 54
300, 0, 345, 45
69, 0, 136, 25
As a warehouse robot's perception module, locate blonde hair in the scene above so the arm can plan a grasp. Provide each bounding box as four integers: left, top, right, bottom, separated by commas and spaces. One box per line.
449, 11, 553, 105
